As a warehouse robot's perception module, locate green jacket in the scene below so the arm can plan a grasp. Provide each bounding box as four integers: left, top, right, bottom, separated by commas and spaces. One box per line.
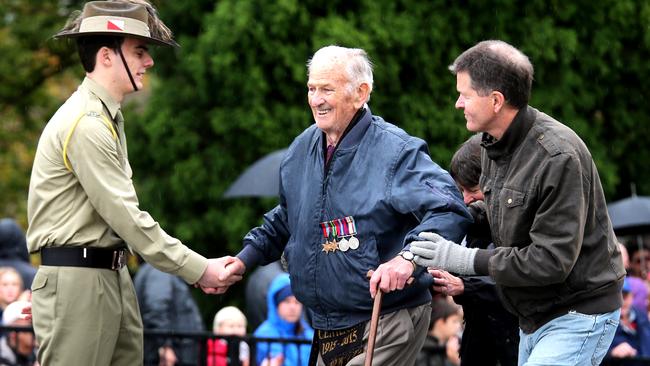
474, 106, 625, 333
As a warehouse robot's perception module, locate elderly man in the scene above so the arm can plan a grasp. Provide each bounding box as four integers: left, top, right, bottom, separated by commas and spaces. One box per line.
27, 1, 244, 365
412, 40, 625, 365
231, 45, 471, 366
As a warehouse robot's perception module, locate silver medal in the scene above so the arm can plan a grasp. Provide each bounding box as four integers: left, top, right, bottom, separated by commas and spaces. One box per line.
348, 236, 359, 250
338, 238, 349, 252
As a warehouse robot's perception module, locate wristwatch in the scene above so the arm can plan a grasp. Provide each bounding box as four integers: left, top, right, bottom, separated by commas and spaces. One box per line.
399, 250, 415, 261
398, 250, 417, 271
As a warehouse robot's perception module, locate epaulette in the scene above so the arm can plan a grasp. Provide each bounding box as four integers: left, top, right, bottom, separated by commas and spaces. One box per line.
536, 132, 561, 157
62, 111, 117, 172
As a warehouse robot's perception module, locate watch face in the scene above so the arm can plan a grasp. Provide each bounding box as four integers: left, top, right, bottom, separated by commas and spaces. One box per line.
401, 251, 414, 261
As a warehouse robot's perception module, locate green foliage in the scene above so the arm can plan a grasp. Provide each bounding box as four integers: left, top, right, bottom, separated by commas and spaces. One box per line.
2, 0, 649, 327
0, 0, 84, 224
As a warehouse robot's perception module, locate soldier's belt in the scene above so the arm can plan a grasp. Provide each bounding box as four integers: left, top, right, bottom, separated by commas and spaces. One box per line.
40, 246, 127, 270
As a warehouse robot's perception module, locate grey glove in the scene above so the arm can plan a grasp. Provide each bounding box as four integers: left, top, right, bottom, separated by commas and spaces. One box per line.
411, 232, 478, 275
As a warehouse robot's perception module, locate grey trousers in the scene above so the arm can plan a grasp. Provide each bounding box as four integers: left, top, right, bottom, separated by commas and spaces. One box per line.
317, 303, 431, 366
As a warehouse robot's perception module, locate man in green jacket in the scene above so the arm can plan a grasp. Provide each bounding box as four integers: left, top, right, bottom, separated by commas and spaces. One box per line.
412, 40, 625, 365
27, 1, 244, 365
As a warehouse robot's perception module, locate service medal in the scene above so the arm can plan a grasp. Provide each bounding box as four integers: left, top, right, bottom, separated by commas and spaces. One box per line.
348, 236, 359, 250
338, 238, 349, 252
322, 241, 338, 253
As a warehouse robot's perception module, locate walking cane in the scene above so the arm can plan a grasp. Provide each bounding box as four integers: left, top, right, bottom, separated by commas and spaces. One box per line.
365, 270, 415, 366
365, 270, 383, 366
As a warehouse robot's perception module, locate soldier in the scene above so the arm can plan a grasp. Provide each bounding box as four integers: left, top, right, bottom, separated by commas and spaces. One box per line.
27, 1, 244, 365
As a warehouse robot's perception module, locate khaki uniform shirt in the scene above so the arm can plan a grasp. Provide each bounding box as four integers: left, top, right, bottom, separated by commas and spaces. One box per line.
27, 77, 207, 284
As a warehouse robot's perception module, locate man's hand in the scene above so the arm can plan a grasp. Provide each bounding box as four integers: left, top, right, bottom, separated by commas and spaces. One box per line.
411, 232, 478, 275
261, 355, 285, 366
158, 345, 177, 366
429, 269, 464, 296
21, 302, 32, 321
610, 342, 637, 358
197, 256, 246, 294
368, 255, 415, 298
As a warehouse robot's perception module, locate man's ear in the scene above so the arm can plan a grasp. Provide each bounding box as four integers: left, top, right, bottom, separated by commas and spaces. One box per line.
97, 46, 113, 67
491, 90, 506, 113
354, 83, 370, 109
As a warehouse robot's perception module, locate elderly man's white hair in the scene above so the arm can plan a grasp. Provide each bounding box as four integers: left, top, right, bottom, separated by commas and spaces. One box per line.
307, 45, 374, 101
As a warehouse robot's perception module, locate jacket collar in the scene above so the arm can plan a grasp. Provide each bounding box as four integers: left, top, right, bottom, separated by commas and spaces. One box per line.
338, 106, 372, 149
311, 106, 373, 153
81, 77, 121, 121
482, 105, 535, 161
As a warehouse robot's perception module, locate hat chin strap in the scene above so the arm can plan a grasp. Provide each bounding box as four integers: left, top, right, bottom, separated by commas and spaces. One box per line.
115, 40, 138, 92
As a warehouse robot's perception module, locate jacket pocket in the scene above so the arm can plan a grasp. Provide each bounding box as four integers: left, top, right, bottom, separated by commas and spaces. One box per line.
501, 188, 525, 208
320, 235, 380, 312
31, 270, 48, 292
497, 188, 529, 245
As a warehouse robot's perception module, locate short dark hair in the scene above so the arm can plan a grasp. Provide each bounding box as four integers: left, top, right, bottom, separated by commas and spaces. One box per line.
450, 40, 533, 109
450, 134, 482, 189
76, 36, 124, 73
429, 299, 461, 330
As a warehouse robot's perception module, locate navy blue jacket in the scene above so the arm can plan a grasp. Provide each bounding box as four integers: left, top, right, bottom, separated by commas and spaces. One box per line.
239, 108, 471, 330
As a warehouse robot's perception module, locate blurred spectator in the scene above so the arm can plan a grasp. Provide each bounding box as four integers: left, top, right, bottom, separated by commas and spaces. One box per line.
254, 274, 313, 366
416, 298, 463, 366
207, 306, 250, 366
620, 243, 649, 311
0, 300, 37, 366
630, 247, 650, 280
608, 278, 650, 365
0, 268, 27, 321
245, 260, 284, 330
134, 262, 204, 366
0, 219, 36, 288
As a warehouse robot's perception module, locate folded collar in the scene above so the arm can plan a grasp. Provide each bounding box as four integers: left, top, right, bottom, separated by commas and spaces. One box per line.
81, 77, 121, 121
482, 106, 535, 161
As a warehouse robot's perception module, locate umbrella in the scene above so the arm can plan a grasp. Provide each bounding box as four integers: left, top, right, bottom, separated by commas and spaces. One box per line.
607, 195, 650, 236
223, 148, 288, 198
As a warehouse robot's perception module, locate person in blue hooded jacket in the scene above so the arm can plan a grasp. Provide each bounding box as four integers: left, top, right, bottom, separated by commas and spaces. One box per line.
230, 45, 471, 366
254, 274, 313, 366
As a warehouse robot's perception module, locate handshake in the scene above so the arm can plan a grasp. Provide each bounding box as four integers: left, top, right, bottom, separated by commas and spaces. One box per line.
410, 232, 478, 276
196, 256, 246, 294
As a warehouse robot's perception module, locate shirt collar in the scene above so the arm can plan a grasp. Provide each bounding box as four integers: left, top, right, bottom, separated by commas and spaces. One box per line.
482, 105, 535, 161
81, 77, 121, 120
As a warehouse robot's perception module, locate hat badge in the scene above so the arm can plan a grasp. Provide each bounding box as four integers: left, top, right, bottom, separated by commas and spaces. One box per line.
106, 19, 125, 31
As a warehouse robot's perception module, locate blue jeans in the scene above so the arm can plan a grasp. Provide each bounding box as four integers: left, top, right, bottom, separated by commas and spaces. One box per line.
518, 308, 620, 366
